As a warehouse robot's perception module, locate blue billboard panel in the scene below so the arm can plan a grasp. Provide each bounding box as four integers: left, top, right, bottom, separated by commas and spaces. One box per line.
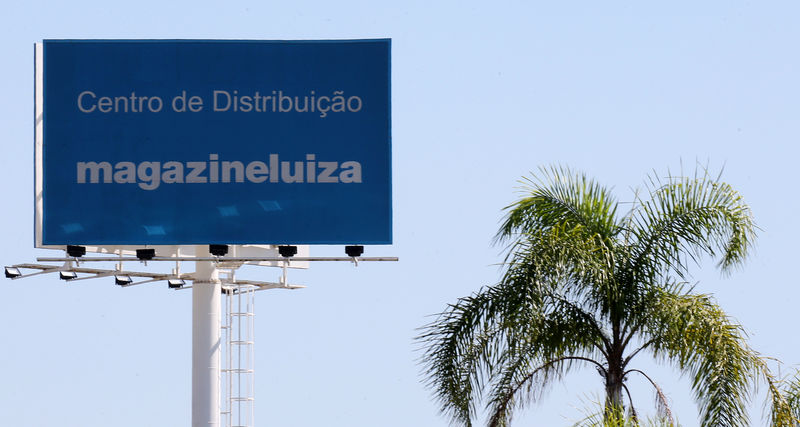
40, 40, 391, 245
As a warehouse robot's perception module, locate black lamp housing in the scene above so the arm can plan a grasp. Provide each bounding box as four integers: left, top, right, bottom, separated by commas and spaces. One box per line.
67, 245, 86, 258
278, 245, 298, 258
136, 248, 156, 260
209, 244, 229, 257
345, 245, 364, 257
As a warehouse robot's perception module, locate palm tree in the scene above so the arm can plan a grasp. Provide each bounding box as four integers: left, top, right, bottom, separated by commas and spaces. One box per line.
418, 166, 786, 426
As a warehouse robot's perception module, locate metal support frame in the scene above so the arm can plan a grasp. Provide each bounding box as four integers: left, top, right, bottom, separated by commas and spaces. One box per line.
36, 256, 399, 263
5, 249, 398, 427
4, 263, 307, 291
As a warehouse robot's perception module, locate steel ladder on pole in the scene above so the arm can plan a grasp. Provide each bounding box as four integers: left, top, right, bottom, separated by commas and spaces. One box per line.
220, 269, 256, 427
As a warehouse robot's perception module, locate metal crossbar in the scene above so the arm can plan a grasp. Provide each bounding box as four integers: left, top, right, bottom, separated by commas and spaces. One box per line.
37, 256, 399, 262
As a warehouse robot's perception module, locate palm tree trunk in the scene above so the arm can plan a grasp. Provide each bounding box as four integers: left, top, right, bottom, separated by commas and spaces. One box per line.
605, 320, 625, 422
605, 366, 625, 418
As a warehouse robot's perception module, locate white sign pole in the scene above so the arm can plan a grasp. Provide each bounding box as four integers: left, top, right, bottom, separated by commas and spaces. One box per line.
192, 245, 221, 427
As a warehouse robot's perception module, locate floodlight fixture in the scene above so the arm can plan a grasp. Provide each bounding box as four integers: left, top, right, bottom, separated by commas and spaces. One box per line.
66, 245, 86, 258
209, 244, 229, 257
4, 267, 21, 278
114, 275, 133, 286
136, 248, 156, 260
278, 245, 298, 258
345, 245, 364, 257
59, 271, 78, 281
168, 279, 185, 289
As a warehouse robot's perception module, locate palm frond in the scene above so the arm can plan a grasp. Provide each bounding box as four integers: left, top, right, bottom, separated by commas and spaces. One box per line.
417, 286, 510, 425
496, 166, 619, 248
501, 224, 615, 307
642, 287, 757, 427
628, 169, 756, 279
759, 364, 800, 426
485, 299, 610, 426
572, 400, 677, 427
418, 271, 608, 424
786, 370, 800, 423
488, 355, 607, 427
624, 369, 674, 426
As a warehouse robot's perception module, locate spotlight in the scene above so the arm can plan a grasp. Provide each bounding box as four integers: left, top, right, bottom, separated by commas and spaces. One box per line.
209, 244, 229, 257
59, 271, 78, 281
136, 248, 156, 260
345, 245, 364, 257
4, 267, 21, 278
114, 275, 133, 286
168, 279, 185, 289
278, 245, 297, 258
66, 245, 86, 258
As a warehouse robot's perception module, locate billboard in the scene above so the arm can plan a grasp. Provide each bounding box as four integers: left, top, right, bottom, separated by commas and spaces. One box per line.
35, 40, 391, 246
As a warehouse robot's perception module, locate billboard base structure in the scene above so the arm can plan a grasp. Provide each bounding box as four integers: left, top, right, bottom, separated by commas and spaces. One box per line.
194, 246, 223, 427
5, 245, 397, 427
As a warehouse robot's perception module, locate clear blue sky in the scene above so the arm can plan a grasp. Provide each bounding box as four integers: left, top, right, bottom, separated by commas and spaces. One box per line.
1, 1, 798, 426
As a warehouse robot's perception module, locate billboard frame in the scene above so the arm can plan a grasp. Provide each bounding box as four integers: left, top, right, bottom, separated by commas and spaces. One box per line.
34, 40, 392, 248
